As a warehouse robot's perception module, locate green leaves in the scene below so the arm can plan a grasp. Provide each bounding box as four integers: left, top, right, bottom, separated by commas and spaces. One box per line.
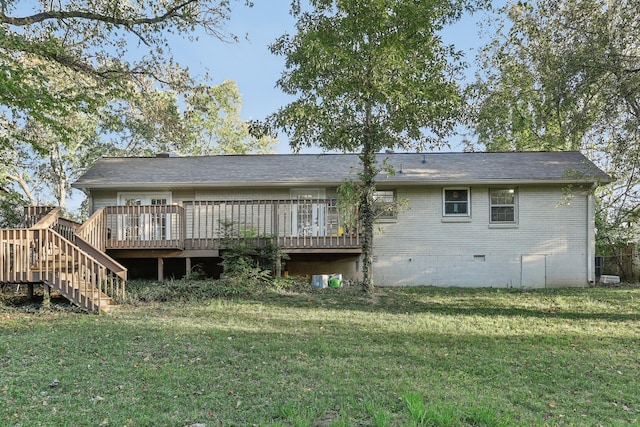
271, 0, 481, 289
0, 1, 255, 210
271, 0, 477, 154
469, 0, 640, 256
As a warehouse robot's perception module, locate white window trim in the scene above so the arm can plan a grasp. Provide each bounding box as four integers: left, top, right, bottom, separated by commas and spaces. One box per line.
115, 192, 173, 241
117, 192, 172, 206
374, 190, 398, 222
442, 187, 471, 217
489, 188, 518, 225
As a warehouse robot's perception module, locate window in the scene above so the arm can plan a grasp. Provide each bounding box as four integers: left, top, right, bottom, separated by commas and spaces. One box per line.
290, 188, 326, 236
443, 188, 470, 216
374, 190, 397, 220
490, 188, 517, 223
117, 192, 172, 240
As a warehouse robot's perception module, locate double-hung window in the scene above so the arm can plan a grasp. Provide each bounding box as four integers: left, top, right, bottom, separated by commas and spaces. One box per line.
373, 190, 397, 220
490, 188, 517, 223
443, 188, 470, 216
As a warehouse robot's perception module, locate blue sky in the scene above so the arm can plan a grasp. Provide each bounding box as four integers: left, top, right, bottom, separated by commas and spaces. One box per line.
167, 1, 499, 154
65, 2, 500, 211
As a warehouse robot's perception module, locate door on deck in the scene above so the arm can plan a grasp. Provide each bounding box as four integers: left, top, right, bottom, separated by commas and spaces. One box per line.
290, 189, 326, 237
117, 193, 172, 241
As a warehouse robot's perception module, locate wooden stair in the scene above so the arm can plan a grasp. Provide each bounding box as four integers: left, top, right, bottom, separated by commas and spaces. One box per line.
1, 207, 126, 313
57, 273, 119, 314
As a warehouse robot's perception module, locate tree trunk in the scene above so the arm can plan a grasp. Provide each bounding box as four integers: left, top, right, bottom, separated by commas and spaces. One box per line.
359, 110, 377, 293
359, 85, 381, 294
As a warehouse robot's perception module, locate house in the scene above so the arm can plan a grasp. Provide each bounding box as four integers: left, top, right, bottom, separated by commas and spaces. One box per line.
0, 151, 611, 311
72, 151, 609, 286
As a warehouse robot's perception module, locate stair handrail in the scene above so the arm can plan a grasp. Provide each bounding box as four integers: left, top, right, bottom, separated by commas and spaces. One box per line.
28, 206, 126, 283
73, 208, 127, 281
74, 235, 127, 281
5, 205, 127, 312
32, 227, 125, 312
30, 206, 63, 230
75, 208, 108, 251
23, 206, 56, 227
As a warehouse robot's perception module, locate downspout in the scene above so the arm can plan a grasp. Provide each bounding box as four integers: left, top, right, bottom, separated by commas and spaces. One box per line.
587, 187, 596, 285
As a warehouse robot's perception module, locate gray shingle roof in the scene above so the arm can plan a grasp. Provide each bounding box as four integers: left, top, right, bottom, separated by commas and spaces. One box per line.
72, 151, 612, 190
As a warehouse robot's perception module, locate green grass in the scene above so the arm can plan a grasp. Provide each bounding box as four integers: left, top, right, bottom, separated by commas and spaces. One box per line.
1, 283, 639, 426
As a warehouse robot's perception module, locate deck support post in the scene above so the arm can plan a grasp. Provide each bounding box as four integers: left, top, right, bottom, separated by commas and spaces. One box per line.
185, 257, 191, 278
42, 284, 51, 308
275, 255, 282, 278
157, 258, 164, 282
27, 283, 34, 300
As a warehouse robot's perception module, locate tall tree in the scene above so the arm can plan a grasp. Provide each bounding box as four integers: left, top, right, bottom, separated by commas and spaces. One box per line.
0, 0, 238, 151
270, 0, 482, 292
181, 80, 277, 156
0, 1, 273, 214
468, 0, 640, 262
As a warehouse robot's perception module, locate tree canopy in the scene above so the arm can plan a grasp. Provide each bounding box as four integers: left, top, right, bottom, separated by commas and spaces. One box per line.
468, 0, 640, 258
1, 0, 236, 149
270, 0, 484, 291
0, 0, 274, 220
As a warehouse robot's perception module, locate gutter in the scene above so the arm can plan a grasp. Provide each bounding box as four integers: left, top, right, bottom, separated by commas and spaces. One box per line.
72, 178, 611, 191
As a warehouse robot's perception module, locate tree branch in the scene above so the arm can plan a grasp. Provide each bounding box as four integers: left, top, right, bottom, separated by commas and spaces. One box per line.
0, 0, 198, 27
5, 173, 36, 205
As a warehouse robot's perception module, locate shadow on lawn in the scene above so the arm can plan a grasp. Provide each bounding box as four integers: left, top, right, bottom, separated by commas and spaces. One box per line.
256, 285, 640, 323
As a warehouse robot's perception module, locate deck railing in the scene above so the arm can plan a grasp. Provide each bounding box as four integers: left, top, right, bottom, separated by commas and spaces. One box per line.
1, 227, 125, 312
103, 204, 185, 249
1, 207, 127, 312
98, 200, 360, 251
183, 199, 360, 250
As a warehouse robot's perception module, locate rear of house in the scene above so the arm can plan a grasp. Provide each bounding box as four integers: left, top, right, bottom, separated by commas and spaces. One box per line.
69, 151, 610, 288
373, 184, 596, 287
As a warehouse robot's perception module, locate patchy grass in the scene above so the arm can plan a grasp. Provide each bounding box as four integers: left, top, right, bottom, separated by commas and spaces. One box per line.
1, 283, 639, 426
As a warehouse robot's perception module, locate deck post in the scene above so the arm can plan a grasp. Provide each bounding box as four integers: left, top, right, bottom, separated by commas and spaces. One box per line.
28, 283, 34, 300
185, 257, 191, 278
275, 255, 282, 278
42, 284, 51, 308
157, 258, 164, 282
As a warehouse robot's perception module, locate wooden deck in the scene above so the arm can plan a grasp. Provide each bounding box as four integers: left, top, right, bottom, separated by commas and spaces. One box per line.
93, 199, 361, 252
1, 202, 361, 309
1, 207, 126, 313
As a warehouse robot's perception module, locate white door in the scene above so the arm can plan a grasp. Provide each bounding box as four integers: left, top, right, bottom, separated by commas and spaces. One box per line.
118, 193, 171, 241
290, 189, 326, 237
521, 254, 546, 288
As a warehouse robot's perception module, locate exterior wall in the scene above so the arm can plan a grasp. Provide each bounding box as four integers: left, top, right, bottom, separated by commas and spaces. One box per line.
372, 185, 593, 288
88, 184, 595, 288
91, 189, 196, 210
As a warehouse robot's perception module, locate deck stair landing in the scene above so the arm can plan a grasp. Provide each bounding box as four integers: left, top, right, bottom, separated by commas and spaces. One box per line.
1, 207, 126, 313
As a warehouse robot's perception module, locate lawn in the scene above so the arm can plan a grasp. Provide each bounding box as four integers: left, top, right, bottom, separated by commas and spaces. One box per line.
1, 283, 639, 426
